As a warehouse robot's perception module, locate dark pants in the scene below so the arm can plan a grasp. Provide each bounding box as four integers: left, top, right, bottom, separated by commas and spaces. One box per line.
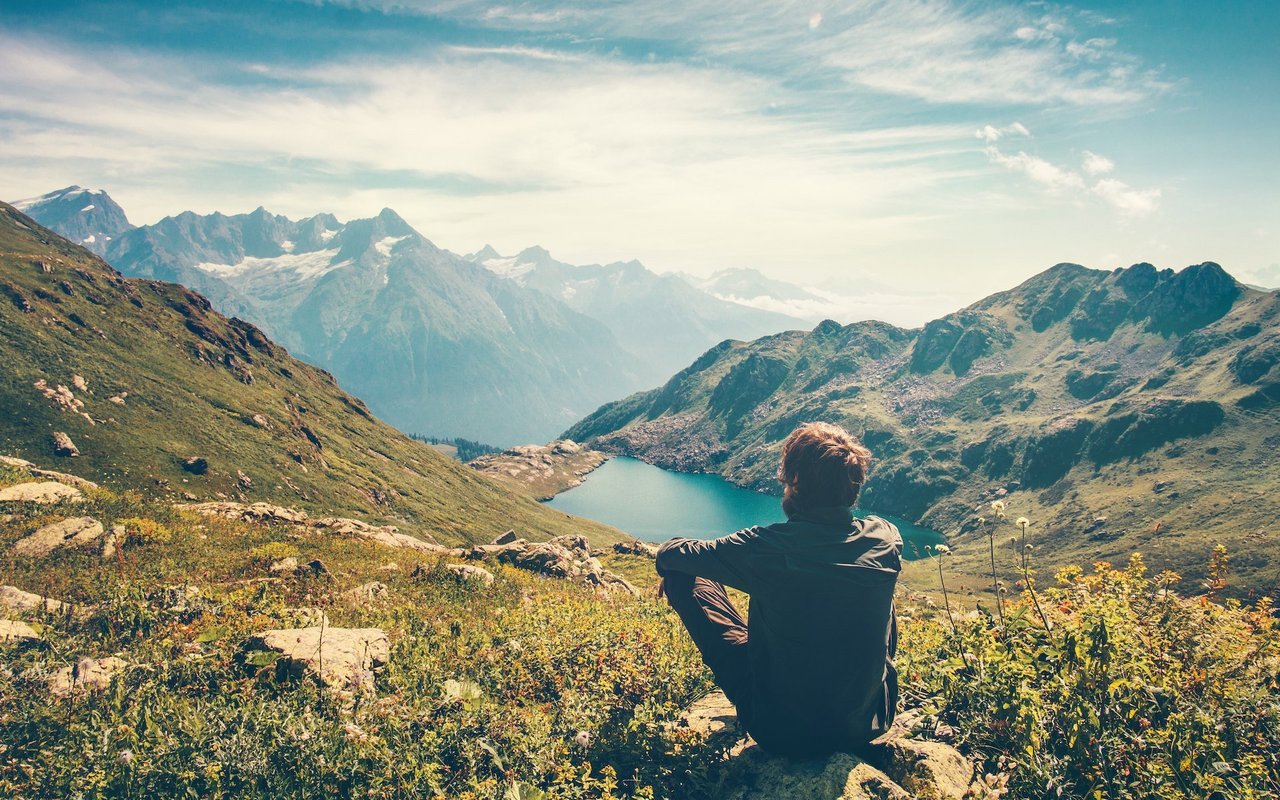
663, 572, 753, 719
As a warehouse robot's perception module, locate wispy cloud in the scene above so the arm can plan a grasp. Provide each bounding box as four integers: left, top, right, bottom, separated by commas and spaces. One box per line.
981, 126, 1160, 216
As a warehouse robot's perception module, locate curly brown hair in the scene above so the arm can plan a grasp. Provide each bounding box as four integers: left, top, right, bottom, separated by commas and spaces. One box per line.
777, 422, 872, 514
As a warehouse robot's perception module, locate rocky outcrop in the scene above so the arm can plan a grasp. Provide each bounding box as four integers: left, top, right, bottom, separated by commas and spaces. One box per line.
243, 627, 389, 692
467, 533, 638, 596
469, 440, 608, 500
613, 539, 659, 558
0, 481, 85, 504
47, 656, 128, 697
13, 516, 105, 556
679, 692, 972, 800
180, 501, 450, 553
342, 581, 390, 604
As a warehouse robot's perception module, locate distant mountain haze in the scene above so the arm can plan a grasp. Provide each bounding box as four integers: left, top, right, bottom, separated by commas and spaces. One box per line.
97, 205, 639, 445
467, 246, 806, 388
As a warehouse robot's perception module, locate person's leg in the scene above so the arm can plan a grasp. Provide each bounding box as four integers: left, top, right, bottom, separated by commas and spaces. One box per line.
662, 572, 751, 707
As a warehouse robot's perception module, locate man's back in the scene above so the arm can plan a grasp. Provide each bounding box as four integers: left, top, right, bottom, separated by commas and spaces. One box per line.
656, 507, 902, 756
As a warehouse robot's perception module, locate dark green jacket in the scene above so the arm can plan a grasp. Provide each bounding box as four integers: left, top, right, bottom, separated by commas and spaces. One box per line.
656, 506, 901, 755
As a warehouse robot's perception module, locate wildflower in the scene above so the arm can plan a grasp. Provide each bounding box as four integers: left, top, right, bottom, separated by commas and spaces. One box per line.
573, 731, 594, 748
1016, 516, 1030, 528
934, 544, 952, 554
990, 500, 1006, 512
118, 750, 134, 765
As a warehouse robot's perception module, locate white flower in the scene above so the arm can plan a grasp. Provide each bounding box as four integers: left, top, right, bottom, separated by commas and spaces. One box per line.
1016, 517, 1030, 528
118, 750, 134, 765
990, 500, 1007, 512
934, 544, 952, 554
573, 730, 594, 748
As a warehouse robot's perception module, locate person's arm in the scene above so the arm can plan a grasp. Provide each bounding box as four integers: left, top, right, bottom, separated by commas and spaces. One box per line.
654, 528, 768, 592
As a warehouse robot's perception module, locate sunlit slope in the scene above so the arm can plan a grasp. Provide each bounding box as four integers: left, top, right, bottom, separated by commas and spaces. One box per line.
0, 203, 622, 546
568, 262, 1280, 591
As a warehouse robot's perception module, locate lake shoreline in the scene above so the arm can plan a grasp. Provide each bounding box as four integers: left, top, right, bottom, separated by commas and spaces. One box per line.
546, 455, 946, 558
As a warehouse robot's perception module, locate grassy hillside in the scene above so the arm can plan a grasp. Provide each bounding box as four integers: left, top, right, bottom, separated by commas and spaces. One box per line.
0, 202, 621, 547
567, 263, 1280, 594
2, 468, 1276, 798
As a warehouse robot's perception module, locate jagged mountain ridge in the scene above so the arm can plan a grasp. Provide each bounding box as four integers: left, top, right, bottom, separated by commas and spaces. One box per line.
13, 185, 134, 256
468, 245, 805, 388
102, 207, 642, 445
0, 201, 623, 546
567, 261, 1280, 592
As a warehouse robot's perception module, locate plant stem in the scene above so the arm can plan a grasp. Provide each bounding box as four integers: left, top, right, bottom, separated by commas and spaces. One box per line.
988, 522, 1005, 628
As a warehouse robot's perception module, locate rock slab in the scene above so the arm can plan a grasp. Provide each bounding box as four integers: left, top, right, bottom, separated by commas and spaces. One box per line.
47, 656, 128, 697
0, 481, 84, 504
245, 627, 390, 692
14, 516, 105, 556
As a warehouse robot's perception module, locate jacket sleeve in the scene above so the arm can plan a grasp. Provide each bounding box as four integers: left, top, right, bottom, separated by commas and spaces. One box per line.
654, 528, 768, 592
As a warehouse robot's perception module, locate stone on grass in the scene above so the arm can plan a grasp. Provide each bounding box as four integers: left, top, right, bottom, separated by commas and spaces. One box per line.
0, 619, 42, 644
446, 563, 495, 586
101, 524, 126, 560
613, 539, 659, 558
677, 691, 972, 800
244, 627, 389, 692
342, 581, 389, 604
47, 656, 127, 697
0, 585, 73, 616
51, 431, 79, 457
0, 481, 84, 505
14, 516, 105, 556
269, 556, 300, 574
493, 529, 520, 545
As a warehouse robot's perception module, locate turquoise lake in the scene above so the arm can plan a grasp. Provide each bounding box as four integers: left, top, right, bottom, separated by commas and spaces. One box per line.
546, 456, 945, 559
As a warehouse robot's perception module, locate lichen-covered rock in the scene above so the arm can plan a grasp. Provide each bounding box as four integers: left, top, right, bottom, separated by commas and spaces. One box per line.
47, 656, 127, 697
101, 524, 126, 560
0, 481, 85, 504
14, 516, 105, 556
243, 627, 389, 692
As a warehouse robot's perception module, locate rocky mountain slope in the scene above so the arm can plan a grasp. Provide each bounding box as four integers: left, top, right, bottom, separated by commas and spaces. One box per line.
567, 261, 1280, 592
13, 186, 134, 256
468, 246, 803, 388
101, 206, 639, 444
0, 201, 622, 547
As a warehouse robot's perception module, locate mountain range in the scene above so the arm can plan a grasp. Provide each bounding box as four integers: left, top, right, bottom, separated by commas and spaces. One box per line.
466, 246, 804, 387
568, 261, 1280, 592
15, 188, 822, 445
0, 200, 620, 545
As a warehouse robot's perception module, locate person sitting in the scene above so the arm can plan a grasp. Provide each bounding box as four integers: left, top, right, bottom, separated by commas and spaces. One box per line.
655, 422, 901, 758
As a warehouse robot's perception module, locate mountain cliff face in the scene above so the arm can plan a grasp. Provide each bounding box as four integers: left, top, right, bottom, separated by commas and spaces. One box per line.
12, 186, 134, 256
103, 209, 640, 445
567, 262, 1280, 590
469, 246, 804, 388
0, 202, 621, 545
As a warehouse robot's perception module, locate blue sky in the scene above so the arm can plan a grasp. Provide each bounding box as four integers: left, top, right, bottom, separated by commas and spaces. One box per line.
2, 0, 1277, 319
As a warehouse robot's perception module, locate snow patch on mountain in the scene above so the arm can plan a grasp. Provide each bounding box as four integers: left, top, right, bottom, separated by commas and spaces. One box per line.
375, 235, 410, 257
195, 248, 347, 281
481, 255, 535, 283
